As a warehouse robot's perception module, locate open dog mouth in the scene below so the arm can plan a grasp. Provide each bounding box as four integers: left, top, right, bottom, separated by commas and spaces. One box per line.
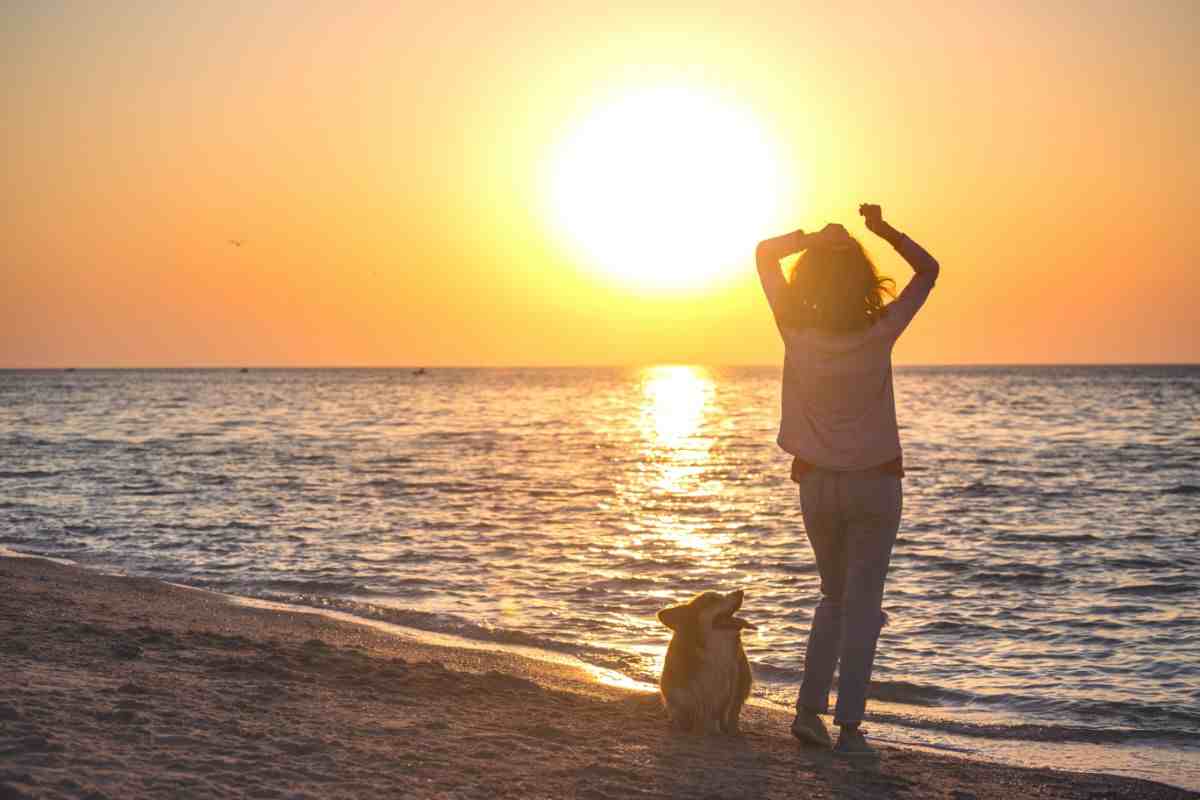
713, 592, 755, 630
713, 613, 756, 630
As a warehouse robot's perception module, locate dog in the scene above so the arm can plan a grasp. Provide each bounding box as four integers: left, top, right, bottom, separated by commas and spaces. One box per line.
657, 589, 755, 734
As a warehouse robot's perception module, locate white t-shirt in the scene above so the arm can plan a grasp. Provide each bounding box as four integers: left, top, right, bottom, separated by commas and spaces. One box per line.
758, 234, 939, 469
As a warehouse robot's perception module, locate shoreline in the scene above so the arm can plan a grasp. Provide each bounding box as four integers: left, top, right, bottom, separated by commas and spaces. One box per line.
46, 550, 1200, 790
2, 553, 1195, 800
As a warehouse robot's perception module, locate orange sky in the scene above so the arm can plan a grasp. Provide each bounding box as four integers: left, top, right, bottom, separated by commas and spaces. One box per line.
3, 2, 1198, 367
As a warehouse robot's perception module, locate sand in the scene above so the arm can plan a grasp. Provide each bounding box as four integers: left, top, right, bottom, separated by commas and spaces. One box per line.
1, 554, 1195, 800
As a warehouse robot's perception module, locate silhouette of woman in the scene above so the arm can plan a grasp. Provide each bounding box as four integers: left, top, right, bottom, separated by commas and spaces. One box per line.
756, 204, 940, 756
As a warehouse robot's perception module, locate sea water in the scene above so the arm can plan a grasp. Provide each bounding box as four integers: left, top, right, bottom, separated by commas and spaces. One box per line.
2, 366, 1197, 789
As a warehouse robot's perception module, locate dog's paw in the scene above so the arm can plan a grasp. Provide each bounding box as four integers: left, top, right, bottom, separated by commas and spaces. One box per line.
665, 709, 693, 732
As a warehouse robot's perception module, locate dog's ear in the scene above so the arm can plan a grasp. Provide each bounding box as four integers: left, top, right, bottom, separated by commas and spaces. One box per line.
657, 604, 691, 631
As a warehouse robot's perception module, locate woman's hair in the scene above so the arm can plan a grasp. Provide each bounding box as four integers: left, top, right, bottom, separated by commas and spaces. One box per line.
783, 238, 896, 332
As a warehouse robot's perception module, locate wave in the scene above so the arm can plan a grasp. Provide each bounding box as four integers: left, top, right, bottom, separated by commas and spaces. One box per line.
993, 531, 1100, 544
961, 481, 1003, 497
750, 663, 971, 707
0, 435, 54, 449
360, 478, 485, 495
0, 470, 59, 479
755, 670, 1200, 744
243, 578, 381, 596
912, 619, 996, 636
1109, 581, 1196, 597
122, 485, 192, 496
284, 454, 337, 465
360, 455, 415, 466
149, 521, 268, 533
973, 568, 1066, 586
1102, 556, 1177, 570
864, 708, 1196, 745
64, 524, 107, 535
247, 592, 591, 659
213, 586, 1200, 746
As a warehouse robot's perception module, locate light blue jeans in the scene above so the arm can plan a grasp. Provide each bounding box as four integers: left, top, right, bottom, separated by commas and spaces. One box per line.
796, 468, 902, 725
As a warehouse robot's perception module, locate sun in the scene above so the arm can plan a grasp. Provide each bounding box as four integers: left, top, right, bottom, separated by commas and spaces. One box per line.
546, 86, 786, 291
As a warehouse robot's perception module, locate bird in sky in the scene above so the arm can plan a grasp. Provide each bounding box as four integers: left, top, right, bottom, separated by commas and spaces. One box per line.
228, 239, 246, 247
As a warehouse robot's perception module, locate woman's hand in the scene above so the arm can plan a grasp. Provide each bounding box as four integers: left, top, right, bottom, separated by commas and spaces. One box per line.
858, 204, 885, 235
756, 228, 807, 270
859, 203, 903, 245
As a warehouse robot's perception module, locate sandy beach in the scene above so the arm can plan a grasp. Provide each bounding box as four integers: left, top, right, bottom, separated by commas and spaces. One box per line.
0, 554, 1192, 800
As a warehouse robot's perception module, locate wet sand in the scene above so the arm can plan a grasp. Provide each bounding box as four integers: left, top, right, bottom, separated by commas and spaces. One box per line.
1, 554, 1194, 800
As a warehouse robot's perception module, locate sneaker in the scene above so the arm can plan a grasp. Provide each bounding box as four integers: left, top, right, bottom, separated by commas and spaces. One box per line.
790, 711, 832, 749
833, 727, 878, 758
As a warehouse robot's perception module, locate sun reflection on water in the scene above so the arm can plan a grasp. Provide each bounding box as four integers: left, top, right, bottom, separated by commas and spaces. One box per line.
618, 366, 733, 557
640, 365, 713, 447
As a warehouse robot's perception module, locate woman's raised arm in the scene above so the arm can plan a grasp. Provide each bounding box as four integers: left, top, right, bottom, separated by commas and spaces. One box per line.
860, 204, 940, 338
755, 229, 804, 330
756, 225, 848, 332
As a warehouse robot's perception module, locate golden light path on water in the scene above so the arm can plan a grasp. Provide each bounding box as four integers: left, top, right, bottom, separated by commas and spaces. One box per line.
634, 365, 728, 553
605, 365, 739, 677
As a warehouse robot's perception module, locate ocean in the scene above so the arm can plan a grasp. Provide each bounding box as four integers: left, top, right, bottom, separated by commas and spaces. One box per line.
2, 365, 1197, 789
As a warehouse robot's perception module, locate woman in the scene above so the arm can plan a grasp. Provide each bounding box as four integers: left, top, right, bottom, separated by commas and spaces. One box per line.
755, 204, 939, 756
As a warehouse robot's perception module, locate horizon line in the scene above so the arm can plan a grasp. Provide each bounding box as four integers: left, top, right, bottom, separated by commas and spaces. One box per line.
2, 361, 1199, 371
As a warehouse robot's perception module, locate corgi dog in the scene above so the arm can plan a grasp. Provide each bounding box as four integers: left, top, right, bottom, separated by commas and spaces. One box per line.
657, 589, 755, 734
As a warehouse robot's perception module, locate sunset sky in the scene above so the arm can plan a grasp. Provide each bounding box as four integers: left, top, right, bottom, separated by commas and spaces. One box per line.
4, 1, 1197, 367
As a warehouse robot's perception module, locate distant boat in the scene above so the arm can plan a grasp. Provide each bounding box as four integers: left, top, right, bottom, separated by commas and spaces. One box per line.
65, 367, 76, 372
240, 368, 249, 373
412, 368, 427, 376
